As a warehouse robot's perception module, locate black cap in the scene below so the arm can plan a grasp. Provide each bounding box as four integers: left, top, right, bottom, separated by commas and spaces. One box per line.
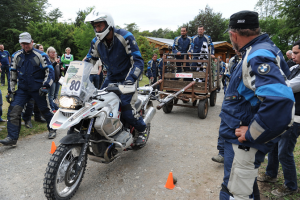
224, 10, 259, 33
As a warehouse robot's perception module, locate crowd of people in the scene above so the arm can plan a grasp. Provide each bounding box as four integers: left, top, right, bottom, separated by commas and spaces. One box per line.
0, 8, 300, 200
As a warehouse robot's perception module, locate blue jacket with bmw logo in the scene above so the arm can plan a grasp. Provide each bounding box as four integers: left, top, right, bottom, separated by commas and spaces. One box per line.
85, 28, 143, 83
220, 33, 294, 154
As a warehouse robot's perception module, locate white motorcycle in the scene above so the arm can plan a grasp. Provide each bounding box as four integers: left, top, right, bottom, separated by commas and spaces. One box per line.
43, 61, 157, 200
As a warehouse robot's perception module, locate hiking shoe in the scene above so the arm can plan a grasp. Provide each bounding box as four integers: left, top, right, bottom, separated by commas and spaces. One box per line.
135, 130, 148, 145
0, 137, 17, 146
212, 154, 224, 163
257, 174, 277, 183
48, 129, 56, 139
35, 117, 46, 123
271, 184, 298, 197
24, 120, 33, 128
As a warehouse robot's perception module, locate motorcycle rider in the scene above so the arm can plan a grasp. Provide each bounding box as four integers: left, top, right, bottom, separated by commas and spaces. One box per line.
84, 10, 147, 145
0, 32, 55, 146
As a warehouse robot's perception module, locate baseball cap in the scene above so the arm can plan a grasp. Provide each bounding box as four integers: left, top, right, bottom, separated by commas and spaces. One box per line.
19, 32, 32, 43
224, 11, 259, 33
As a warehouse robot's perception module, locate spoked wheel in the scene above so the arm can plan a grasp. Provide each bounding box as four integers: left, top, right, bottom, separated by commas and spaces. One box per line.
44, 144, 87, 200
198, 99, 208, 119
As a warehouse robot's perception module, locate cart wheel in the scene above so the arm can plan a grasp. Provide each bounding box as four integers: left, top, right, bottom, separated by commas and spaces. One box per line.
198, 99, 208, 119
163, 101, 173, 114
210, 91, 217, 107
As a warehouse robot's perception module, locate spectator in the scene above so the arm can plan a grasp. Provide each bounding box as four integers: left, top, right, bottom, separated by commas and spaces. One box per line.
36, 44, 44, 52
286, 50, 296, 68
172, 27, 192, 73
46, 46, 61, 112
0, 67, 7, 122
219, 11, 294, 199
89, 58, 102, 89
0, 44, 11, 86
147, 54, 160, 98
61, 47, 74, 75
257, 40, 300, 197
0, 32, 56, 146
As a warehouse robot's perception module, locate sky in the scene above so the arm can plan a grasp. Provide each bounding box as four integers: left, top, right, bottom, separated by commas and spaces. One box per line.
46, 0, 258, 32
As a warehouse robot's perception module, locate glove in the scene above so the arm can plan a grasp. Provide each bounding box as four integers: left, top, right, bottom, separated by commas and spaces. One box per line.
6, 93, 15, 103
39, 87, 49, 96
124, 80, 134, 85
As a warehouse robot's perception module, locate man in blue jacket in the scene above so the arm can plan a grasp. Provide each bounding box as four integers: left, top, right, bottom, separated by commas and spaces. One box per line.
84, 10, 146, 145
257, 40, 300, 197
0, 44, 11, 86
147, 54, 160, 98
172, 27, 192, 73
0, 32, 56, 146
220, 11, 294, 200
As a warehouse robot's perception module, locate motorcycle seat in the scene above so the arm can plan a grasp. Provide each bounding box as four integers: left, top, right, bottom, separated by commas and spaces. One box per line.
134, 99, 142, 111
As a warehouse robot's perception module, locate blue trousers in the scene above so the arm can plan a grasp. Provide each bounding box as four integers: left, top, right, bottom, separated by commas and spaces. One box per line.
1, 64, 9, 85
99, 71, 103, 89
49, 82, 60, 110
265, 122, 300, 191
101, 78, 146, 132
90, 74, 100, 89
0, 89, 3, 118
217, 120, 226, 157
7, 89, 53, 140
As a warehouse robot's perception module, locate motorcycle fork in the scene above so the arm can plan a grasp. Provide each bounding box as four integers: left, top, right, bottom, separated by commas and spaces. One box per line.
75, 118, 95, 175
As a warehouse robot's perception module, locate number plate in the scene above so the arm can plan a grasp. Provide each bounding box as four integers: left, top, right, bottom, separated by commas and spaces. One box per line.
61, 62, 83, 97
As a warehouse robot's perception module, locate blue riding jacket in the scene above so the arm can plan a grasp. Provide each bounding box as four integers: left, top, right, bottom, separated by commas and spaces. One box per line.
220, 34, 294, 154
85, 28, 144, 83
191, 34, 215, 55
147, 59, 159, 78
172, 35, 192, 54
0, 50, 10, 65
8, 48, 54, 93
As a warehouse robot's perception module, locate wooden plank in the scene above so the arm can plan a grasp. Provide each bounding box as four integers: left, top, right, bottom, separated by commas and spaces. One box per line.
164, 59, 209, 63
164, 72, 206, 79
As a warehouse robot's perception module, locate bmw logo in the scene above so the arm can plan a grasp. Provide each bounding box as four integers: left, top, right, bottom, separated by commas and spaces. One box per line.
257, 63, 271, 75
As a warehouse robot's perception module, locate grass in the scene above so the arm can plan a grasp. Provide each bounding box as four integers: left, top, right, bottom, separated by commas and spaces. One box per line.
0, 80, 49, 140
258, 137, 300, 199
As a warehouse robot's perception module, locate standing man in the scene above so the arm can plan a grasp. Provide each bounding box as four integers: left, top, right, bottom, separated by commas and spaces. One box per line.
0, 32, 56, 146
172, 27, 192, 73
0, 44, 11, 86
257, 40, 300, 197
286, 50, 296, 68
220, 11, 294, 200
84, 10, 147, 146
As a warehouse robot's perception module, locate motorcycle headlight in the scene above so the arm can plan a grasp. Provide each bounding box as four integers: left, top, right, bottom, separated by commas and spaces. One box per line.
59, 96, 82, 109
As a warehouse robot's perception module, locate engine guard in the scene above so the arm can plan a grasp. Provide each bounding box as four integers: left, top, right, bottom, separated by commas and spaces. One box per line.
59, 133, 86, 145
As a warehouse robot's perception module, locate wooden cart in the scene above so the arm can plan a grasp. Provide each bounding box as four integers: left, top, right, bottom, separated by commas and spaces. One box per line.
157, 53, 220, 119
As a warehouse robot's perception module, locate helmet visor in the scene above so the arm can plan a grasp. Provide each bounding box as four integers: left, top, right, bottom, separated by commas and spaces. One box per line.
92, 21, 109, 33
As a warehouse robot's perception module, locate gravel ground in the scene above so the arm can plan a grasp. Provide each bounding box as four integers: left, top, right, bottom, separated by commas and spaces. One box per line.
0, 92, 226, 200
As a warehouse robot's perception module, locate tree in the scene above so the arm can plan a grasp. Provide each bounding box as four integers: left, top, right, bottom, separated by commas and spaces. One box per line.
255, 0, 279, 18
136, 36, 159, 69
183, 5, 228, 41
46, 8, 63, 21
73, 23, 95, 59
124, 23, 139, 38
74, 7, 94, 27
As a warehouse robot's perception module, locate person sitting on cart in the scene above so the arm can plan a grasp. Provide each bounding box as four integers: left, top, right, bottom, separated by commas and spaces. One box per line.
172, 27, 192, 74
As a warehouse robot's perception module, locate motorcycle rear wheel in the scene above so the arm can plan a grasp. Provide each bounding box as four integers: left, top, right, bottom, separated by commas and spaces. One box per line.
43, 144, 87, 200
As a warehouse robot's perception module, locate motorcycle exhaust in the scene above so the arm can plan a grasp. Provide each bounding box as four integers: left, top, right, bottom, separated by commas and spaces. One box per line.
144, 107, 156, 125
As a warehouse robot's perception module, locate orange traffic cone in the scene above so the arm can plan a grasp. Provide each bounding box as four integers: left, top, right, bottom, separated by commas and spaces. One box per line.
165, 172, 175, 190
49, 141, 57, 154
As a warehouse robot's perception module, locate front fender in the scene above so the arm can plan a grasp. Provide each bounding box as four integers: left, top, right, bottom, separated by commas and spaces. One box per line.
59, 133, 86, 145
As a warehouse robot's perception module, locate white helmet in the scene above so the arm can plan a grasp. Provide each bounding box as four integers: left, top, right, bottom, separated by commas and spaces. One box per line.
85, 9, 115, 41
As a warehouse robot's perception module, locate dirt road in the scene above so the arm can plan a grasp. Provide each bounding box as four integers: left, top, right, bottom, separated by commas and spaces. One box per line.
1, 93, 226, 200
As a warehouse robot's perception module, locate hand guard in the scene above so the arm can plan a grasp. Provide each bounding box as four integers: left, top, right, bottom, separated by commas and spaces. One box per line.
39, 87, 49, 96
6, 93, 15, 103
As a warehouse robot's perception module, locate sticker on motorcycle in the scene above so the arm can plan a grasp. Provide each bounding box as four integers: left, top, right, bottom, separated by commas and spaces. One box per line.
52, 121, 62, 128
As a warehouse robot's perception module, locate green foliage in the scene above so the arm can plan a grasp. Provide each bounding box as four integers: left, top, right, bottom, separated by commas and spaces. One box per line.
74, 7, 95, 27
182, 5, 228, 41
27, 21, 76, 58
46, 8, 63, 21
73, 23, 95, 60
136, 36, 158, 69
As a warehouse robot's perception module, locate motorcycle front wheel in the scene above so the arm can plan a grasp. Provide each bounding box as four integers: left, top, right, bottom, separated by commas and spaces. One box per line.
43, 144, 87, 200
